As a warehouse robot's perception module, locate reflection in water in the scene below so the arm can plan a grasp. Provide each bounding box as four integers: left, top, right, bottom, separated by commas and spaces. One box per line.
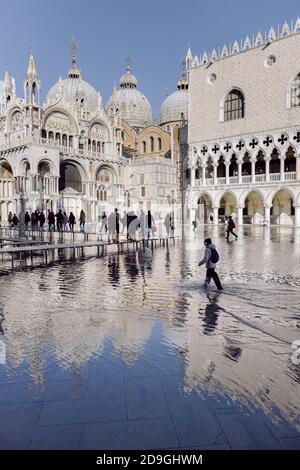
0, 226, 300, 434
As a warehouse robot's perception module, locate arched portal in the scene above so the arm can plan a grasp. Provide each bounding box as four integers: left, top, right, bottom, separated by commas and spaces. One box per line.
59, 162, 82, 192
243, 191, 264, 224
271, 189, 294, 225
196, 193, 213, 223
0, 161, 14, 222
218, 192, 237, 220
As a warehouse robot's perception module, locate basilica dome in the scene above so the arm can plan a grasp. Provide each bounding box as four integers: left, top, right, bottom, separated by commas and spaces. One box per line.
106, 65, 152, 129
159, 75, 188, 125
46, 58, 100, 113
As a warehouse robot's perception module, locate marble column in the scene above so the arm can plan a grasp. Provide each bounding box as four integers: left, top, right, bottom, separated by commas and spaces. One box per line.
238, 204, 244, 226
238, 161, 242, 185
251, 158, 255, 183
294, 204, 300, 226
225, 163, 230, 185
191, 167, 195, 187
264, 204, 271, 225
213, 164, 218, 186
265, 158, 270, 182
280, 156, 285, 182
296, 154, 300, 181
213, 206, 219, 225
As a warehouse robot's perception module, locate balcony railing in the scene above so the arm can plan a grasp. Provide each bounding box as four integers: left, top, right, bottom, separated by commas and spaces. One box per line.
229, 176, 238, 184
217, 177, 226, 185
190, 171, 296, 188
270, 173, 281, 182
285, 171, 296, 181
255, 174, 266, 182
242, 175, 252, 183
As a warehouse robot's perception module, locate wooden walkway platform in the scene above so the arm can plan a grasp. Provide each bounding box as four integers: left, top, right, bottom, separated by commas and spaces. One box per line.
0, 236, 178, 271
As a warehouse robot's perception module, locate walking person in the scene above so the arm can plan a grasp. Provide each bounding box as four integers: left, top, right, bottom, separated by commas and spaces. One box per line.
55, 209, 64, 231
226, 215, 238, 240
39, 211, 46, 230
79, 210, 86, 233
8, 211, 13, 226
199, 238, 223, 291
114, 208, 120, 240
48, 210, 55, 231
63, 211, 69, 231
147, 210, 155, 238
100, 212, 108, 234
12, 213, 19, 229
69, 212, 76, 232
25, 211, 30, 229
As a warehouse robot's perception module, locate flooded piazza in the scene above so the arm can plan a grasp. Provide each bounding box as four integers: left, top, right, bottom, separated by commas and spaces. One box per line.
0, 226, 300, 450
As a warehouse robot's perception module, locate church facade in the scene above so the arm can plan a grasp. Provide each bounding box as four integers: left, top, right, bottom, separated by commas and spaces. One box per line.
185, 18, 300, 226
0, 47, 187, 228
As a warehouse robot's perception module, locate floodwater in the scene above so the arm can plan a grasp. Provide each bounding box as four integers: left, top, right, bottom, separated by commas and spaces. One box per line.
0, 226, 300, 450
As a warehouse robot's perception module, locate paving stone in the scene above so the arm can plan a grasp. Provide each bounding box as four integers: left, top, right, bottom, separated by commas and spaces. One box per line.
80, 418, 179, 450
279, 436, 300, 449
166, 392, 223, 447
39, 397, 126, 425
215, 410, 282, 449
30, 424, 82, 450
0, 403, 42, 450
125, 375, 171, 420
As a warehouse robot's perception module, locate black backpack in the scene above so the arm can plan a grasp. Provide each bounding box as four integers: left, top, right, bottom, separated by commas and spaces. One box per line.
209, 248, 219, 263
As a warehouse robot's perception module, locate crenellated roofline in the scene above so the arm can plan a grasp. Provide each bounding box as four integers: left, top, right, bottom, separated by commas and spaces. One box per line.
186, 18, 300, 69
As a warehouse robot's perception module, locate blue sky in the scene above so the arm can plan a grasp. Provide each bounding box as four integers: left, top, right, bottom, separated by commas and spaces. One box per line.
0, 0, 299, 118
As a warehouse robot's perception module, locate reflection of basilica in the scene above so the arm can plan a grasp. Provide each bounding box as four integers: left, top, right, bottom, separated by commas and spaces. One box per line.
0, 43, 188, 225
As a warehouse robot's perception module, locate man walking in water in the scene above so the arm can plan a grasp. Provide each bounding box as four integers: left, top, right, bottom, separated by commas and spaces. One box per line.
199, 238, 223, 290
226, 215, 238, 240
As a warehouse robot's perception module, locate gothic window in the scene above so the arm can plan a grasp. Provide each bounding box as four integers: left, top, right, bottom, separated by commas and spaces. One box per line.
69, 136, 73, 148
143, 141, 146, 153
49, 131, 54, 140
150, 136, 154, 152
291, 73, 300, 107
62, 134, 67, 146
224, 89, 245, 121
158, 137, 162, 151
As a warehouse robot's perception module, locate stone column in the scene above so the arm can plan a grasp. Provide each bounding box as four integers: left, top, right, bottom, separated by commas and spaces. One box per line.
213, 164, 217, 186
213, 205, 219, 225
294, 204, 300, 226
280, 156, 285, 182
225, 162, 230, 185
237, 204, 244, 226
296, 154, 300, 181
238, 161, 242, 185
264, 204, 271, 225
265, 158, 270, 182
202, 164, 206, 187
251, 158, 255, 183
191, 166, 195, 187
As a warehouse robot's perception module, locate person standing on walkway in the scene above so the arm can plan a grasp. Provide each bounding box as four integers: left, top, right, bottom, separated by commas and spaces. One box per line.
39, 211, 46, 230
25, 211, 30, 229
100, 212, 108, 234
8, 211, 13, 226
79, 210, 86, 233
226, 215, 238, 240
147, 210, 155, 238
48, 210, 55, 231
63, 211, 69, 231
12, 213, 19, 229
69, 212, 76, 232
198, 238, 223, 290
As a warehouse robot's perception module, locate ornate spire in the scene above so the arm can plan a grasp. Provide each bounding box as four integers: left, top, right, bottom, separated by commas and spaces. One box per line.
125, 54, 132, 72
3, 63, 12, 95
26, 51, 38, 82
68, 37, 81, 79
120, 55, 137, 89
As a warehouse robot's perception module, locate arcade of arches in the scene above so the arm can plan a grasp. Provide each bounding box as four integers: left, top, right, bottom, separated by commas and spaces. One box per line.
194, 188, 299, 225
